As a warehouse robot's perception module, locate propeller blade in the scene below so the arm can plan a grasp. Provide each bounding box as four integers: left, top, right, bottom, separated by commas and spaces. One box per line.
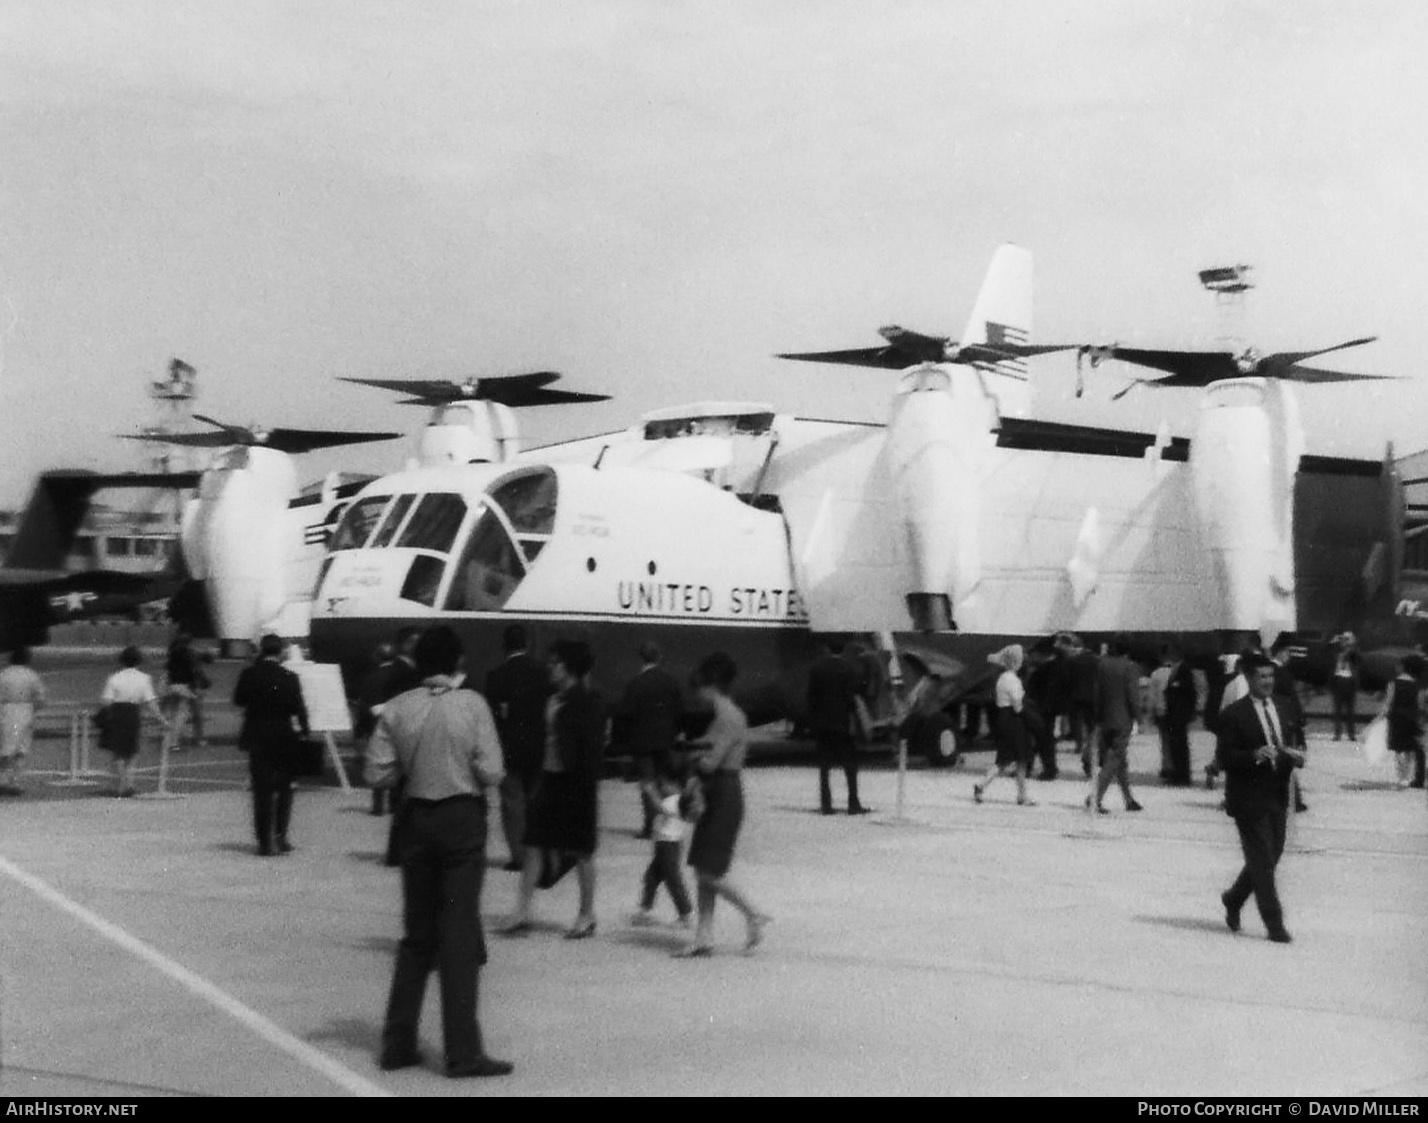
260, 428, 402, 454
479, 385, 612, 407
776, 347, 903, 368
1276, 365, 1396, 385
339, 371, 567, 405
1257, 337, 1378, 374
120, 431, 242, 448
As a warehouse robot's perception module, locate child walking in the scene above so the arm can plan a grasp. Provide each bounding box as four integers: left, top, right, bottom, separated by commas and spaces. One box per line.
631, 768, 694, 927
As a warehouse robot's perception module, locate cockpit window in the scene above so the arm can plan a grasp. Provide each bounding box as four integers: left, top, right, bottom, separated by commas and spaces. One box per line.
400, 554, 446, 607
444, 507, 524, 611
488, 470, 557, 535
368, 494, 416, 549
395, 493, 467, 553
329, 496, 389, 551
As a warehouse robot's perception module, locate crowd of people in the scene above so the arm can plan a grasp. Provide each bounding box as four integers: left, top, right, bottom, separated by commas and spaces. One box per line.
350, 624, 769, 1078
4, 621, 1428, 1080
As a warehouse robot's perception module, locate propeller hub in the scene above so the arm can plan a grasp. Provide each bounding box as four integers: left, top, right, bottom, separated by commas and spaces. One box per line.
1234, 348, 1261, 375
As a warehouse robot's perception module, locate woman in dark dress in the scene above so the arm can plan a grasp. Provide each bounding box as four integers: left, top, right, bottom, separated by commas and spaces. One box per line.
675, 652, 771, 958
504, 639, 605, 939
1384, 652, 1425, 789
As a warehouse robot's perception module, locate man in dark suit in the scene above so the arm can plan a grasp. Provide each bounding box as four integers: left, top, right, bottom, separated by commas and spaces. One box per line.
358, 629, 423, 817
1216, 652, 1305, 944
1091, 638, 1144, 814
616, 640, 684, 839
1061, 635, 1099, 776
1160, 645, 1198, 786
807, 639, 868, 815
1328, 631, 1361, 741
483, 624, 549, 871
232, 634, 311, 857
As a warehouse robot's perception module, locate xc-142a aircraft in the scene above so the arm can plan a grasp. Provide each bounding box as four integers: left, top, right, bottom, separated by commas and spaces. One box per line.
169, 244, 1412, 735
290, 246, 1401, 725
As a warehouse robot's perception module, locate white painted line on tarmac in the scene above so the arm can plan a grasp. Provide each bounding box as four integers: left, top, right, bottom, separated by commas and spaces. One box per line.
0, 854, 392, 1098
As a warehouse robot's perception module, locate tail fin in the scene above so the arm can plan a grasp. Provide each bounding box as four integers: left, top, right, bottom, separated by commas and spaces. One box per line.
958, 243, 1034, 358
5, 471, 201, 573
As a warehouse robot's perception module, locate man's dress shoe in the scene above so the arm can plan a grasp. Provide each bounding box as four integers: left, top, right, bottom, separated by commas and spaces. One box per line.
1220, 891, 1241, 933
447, 1056, 514, 1079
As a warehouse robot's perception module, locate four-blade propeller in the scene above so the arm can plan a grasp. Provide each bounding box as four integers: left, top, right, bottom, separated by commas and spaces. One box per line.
1081, 336, 1392, 398
339, 371, 611, 407
125, 414, 402, 454
777, 324, 1078, 371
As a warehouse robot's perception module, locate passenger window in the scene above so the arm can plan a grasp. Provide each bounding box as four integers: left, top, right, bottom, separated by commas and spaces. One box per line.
396, 493, 467, 553
445, 508, 524, 611
488, 470, 557, 535
369, 494, 416, 549
330, 496, 389, 551
400, 554, 446, 607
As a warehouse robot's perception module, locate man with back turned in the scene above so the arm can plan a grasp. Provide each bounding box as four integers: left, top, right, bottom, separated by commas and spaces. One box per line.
367, 625, 512, 1078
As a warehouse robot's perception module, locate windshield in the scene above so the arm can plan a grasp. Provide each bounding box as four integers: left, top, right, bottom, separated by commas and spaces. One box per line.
329, 496, 389, 551
395, 493, 468, 553
445, 506, 524, 611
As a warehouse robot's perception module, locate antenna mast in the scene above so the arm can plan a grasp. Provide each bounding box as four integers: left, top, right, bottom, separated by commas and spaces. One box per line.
1198, 264, 1255, 353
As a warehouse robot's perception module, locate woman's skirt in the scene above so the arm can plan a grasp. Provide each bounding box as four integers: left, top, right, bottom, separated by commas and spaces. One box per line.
0, 703, 36, 760
523, 770, 598, 855
100, 703, 142, 761
992, 706, 1028, 768
1388, 714, 1423, 755
687, 770, 743, 879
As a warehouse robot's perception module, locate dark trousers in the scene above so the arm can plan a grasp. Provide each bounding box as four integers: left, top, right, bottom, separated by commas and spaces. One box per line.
382, 796, 489, 1069
816, 732, 861, 811
640, 839, 692, 916
384, 779, 406, 866
248, 753, 293, 850
1069, 703, 1096, 772
1162, 719, 1191, 782
1093, 726, 1135, 807
1225, 807, 1288, 934
1026, 708, 1057, 777
1330, 680, 1357, 739
499, 766, 538, 862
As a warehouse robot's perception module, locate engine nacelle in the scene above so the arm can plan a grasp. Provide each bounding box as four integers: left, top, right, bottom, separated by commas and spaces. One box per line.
418, 401, 520, 466
885, 365, 998, 631
1189, 378, 1302, 643
190, 446, 297, 641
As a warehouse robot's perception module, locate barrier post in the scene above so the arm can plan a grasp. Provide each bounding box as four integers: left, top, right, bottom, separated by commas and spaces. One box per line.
49, 705, 104, 788
325, 732, 352, 792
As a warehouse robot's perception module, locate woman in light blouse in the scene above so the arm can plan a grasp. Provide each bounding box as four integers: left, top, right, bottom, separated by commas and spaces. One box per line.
973, 644, 1034, 807
99, 645, 169, 797
675, 652, 771, 958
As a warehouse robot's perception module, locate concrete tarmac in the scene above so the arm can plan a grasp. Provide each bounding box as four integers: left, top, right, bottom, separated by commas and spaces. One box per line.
0, 661, 1424, 1097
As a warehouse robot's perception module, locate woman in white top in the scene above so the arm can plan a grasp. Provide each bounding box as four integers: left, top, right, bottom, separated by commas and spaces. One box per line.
99, 646, 168, 797
0, 646, 45, 796
973, 644, 1034, 806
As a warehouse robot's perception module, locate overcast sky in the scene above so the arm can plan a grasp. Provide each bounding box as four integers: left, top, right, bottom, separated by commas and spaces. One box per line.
3, 1, 1426, 505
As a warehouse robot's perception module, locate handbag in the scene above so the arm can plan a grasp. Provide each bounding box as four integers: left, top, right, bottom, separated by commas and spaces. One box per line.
1358, 715, 1389, 769
290, 735, 326, 778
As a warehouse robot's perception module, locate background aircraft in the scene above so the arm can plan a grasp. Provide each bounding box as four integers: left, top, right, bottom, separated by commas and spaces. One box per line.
0, 470, 200, 651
